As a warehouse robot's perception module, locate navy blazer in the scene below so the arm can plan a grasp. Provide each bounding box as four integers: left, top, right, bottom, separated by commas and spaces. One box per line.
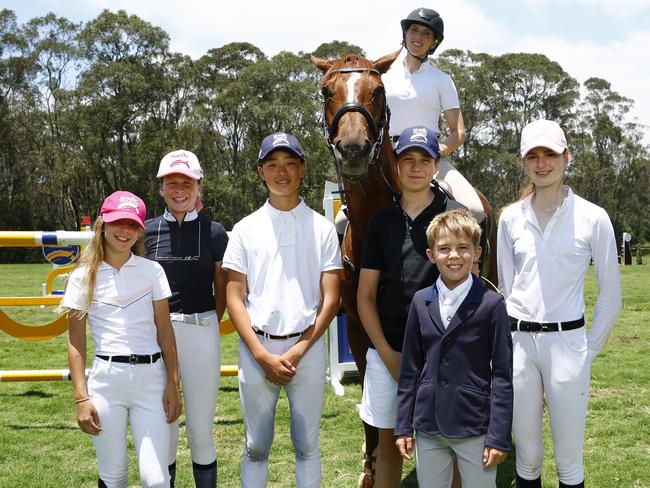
394, 275, 513, 451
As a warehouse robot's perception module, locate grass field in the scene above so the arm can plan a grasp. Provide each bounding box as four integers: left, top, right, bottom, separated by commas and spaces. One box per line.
0, 263, 648, 487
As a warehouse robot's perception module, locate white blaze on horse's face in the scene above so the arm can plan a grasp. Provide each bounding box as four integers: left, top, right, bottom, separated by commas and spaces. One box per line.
345, 73, 361, 104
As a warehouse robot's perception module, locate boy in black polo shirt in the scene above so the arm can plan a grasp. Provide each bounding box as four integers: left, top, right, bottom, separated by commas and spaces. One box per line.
357, 126, 464, 486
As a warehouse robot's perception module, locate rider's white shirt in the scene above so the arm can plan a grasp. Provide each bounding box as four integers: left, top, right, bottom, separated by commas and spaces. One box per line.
383, 49, 460, 137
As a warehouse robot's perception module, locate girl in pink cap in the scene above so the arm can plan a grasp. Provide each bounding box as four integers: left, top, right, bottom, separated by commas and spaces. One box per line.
62, 190, 181, 488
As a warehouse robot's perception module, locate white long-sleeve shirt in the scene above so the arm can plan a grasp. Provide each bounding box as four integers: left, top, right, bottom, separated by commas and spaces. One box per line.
497, 187, 622, 355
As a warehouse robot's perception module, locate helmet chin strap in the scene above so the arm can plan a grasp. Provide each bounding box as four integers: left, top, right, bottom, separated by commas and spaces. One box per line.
402, 40, 431, 64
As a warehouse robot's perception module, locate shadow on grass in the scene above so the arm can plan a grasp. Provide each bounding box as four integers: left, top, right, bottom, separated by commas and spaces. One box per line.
2, 422, 77, 431
402, 467, 418, 487
496, 444, 517, 488
0, 389, 55, 398
216, 417, 243, 426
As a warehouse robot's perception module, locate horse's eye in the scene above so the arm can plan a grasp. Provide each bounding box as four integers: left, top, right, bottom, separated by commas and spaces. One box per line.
321, 87, 333, 99
372, 86, 385, 98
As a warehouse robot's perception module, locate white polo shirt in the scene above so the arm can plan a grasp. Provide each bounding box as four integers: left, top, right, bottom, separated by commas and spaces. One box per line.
222, 199, 342, 336
382, 49, 460, 137
497, 187, 622, 354
62, 254, 172, 355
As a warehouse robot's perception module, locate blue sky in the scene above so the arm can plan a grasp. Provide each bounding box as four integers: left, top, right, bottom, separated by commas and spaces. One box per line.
5, 0, 650, 143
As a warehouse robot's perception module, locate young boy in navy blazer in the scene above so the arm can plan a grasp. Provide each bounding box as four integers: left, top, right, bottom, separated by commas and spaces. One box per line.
395, 209, 513, 487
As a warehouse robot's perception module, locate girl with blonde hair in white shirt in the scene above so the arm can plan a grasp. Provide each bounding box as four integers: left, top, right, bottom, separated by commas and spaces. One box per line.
497, 120, 622, 488
62, 191, 181, 488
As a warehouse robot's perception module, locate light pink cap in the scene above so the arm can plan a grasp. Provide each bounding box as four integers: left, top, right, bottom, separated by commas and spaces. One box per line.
157, 149, 203, 180
520, 119, 567, 157
100, 191, 146, 229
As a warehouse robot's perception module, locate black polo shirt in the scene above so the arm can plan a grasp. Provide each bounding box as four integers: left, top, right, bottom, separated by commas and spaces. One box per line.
360, 185, 465, 351
144, 211, 228, 314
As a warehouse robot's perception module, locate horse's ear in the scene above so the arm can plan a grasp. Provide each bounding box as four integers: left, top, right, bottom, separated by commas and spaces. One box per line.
310, 54, 334, 73
372, 49, 401, 74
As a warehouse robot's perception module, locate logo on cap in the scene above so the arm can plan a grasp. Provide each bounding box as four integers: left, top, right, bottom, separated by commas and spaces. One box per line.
272, 133, 290, 147
170, 159, 190, 168
409, 127, 429, 144
117, 195, 140, 211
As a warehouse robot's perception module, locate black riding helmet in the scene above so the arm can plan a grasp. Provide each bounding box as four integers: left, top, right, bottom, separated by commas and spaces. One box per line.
401, 8, 444, 56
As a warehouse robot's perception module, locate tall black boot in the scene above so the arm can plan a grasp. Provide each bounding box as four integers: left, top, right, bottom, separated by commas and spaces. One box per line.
559, 482, 585, 488
168, 462, 176, 488
517, 474, 542, 488
98, 479, 107, 488
192, 460, 217, 488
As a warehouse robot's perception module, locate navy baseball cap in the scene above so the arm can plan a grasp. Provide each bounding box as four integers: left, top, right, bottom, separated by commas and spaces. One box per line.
394, 126, 441, 159
258, 132, 305, 164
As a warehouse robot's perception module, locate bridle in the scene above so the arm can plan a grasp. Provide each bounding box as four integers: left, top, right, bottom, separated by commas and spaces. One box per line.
320, 67, 391, 178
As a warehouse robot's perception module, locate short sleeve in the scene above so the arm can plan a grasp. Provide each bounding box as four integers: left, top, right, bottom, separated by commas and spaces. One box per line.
221, 223, 248, 275
210, 221, 229, 262
360, 214, 384, 270
151, 261, 172, 301
321, 223, 342, 271
61, 267, 87, 310
439, 73, 460, 112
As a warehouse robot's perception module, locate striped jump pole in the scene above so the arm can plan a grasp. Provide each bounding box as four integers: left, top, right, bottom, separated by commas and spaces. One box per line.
0, 230, 94, 247
0, 365, 238, 382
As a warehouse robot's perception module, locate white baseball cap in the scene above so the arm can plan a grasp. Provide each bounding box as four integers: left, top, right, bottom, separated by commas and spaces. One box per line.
520, 120, 568, 157
157, 150, 203, 180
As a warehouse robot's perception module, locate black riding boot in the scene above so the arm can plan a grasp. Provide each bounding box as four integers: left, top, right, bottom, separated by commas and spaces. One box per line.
192, 460, 217, 488
168, 462, 176, 488
98, 479, 107, 488
517, 474, 542, 488
559, 482, 585, 488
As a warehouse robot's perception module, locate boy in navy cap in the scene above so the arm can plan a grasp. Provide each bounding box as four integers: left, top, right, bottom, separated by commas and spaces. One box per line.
222, 132, 342, 487
395, 209, 513, 487
357, 126, 465, 485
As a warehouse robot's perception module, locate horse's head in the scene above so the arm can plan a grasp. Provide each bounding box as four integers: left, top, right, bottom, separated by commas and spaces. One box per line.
311, 51, 400, 180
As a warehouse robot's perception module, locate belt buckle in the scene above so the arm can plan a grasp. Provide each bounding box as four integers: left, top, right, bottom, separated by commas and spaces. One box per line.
129, 354, 138, 365
539, 322, 552, 332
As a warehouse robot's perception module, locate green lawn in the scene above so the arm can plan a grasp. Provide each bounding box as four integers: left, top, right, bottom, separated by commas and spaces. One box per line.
0, 263, 648, 487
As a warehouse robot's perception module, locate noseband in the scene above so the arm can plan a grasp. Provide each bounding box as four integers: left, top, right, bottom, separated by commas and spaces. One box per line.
320, 67, 390, 174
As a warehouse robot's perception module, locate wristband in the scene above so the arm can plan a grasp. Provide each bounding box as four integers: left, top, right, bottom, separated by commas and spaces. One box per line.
75, 397, 90, 404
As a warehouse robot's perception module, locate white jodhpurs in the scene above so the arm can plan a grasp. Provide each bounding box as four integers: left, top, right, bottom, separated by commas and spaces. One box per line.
238, 335, 326, 488
88, 357, 170, 488
512, 328, 593, 485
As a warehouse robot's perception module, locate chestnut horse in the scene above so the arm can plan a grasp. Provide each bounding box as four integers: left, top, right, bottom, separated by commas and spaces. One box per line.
311, 51, 497, 487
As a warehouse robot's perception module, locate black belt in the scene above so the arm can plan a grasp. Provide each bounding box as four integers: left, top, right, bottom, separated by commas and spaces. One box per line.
96, 352, 162, 364
510, 317, 585, 332
254, 329, 303, 340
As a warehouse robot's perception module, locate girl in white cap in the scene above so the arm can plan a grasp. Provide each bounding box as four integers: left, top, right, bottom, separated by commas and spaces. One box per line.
382, 7, 484, 223
63, 190, 181, 488
497, 120, 622, 488
144, 150, 228, 487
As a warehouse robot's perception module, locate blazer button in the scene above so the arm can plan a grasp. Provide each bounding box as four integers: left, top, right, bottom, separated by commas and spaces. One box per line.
440, 379, 448, 387
442, 357, 449, 365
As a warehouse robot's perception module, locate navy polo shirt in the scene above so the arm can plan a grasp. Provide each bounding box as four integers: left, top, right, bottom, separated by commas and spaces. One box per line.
144, 211, 228, 314
361, 186, 465, 351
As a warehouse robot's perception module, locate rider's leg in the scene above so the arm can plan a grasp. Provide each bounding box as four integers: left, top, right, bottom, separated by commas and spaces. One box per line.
435, 157, 485, 223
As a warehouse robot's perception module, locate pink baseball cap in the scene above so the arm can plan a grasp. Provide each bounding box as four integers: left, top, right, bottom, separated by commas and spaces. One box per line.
157, 149, 203, 180
520, 119, 568, 157
100, 191, 147, 229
